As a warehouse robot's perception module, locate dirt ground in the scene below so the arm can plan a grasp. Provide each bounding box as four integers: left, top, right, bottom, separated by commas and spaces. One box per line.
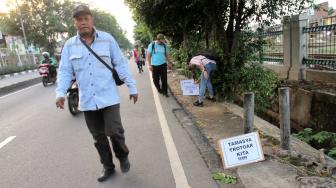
168, 70, 336, 187
168, 70, 279, 159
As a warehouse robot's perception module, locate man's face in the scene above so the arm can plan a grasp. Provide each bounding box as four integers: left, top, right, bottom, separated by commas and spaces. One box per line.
158, 39, 165, 44
74, 14, 94, 36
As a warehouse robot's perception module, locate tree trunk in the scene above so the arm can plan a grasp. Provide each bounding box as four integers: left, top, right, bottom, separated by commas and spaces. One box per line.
182, 18, 189, 51
205, 25, 209, 49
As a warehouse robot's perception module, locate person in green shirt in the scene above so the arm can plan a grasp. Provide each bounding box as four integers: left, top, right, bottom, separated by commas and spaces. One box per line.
40, 51, 57, 77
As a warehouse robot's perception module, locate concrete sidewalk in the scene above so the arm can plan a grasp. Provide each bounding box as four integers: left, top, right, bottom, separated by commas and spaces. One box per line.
0, 70, 41, 96
168, 70, 336, 188
2, 69, 335, 187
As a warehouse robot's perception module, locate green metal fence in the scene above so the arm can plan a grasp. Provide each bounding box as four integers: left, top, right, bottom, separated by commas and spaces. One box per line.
259, 28, 284, 64
303, 24, 336, 71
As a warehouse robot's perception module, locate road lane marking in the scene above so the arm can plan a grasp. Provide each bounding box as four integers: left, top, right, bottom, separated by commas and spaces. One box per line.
148, 70, 190, 188
0, 83, 40, 100
0, 136, 16, 149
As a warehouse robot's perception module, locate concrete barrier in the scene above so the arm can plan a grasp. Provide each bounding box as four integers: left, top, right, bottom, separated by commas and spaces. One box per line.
0, 77, 41, 97
306, 69, 336, 84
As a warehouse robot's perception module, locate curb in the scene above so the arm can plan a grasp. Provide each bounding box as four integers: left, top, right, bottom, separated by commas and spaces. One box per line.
172, 108, 235, 188
0, 69, 39, 80
168, 85, 244, 188
0, 77, 41, 97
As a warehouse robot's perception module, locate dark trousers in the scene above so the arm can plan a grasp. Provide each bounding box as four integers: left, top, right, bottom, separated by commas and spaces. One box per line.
137, 61, 143, 72
152, 63, 167, 94
84, 104, 129, 170
49, 66, 57, 78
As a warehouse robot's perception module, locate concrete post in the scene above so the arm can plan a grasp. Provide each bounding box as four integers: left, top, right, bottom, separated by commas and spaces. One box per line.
244, 92, 254, 134
15, 49, 22, 66
279, 87, 291, 150
288, 15, 308, 80
283, 16, 291, 68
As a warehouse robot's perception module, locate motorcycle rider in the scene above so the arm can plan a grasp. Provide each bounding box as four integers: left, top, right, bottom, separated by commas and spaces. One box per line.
40, 52, 57, 77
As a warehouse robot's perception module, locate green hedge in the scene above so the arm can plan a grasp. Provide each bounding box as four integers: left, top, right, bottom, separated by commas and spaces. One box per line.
0, 64, 38, 76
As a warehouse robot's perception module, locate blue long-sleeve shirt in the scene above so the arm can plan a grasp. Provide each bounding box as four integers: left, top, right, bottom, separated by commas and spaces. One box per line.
56, 30, 137, 111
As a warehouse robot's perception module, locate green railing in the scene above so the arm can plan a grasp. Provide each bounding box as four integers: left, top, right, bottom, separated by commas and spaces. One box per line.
303, 24, 336, 71
303, 59, 336, 71
259, 29, 284, 64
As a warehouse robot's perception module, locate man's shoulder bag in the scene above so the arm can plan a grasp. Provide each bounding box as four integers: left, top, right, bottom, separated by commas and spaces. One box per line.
80, 38, 124, 86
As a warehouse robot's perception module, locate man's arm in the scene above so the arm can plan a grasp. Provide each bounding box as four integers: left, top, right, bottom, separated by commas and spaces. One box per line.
146, 43, 153, 71
50, 57, 57, 66
55, 43, 74, 108
146, 52, 152, 71
164, 45, 173, 69
166, 54, 173, 69
109, 35, 138, 102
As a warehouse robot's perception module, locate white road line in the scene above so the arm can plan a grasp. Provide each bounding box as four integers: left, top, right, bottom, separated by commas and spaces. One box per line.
148, 70, 190, 188
0, 136, 16, 149
0, 83, 40, 100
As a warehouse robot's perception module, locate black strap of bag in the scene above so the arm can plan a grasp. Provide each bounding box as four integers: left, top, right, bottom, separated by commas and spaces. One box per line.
80, 38, 124, 86
151, 42, 166, 56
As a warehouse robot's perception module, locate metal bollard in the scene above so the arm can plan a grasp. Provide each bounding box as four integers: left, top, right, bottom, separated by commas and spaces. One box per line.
279, 87, 290, 150
244, 92, 254, 134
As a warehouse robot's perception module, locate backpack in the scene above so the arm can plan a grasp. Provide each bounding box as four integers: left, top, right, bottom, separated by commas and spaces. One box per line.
151, 42, 166, 56
141, 47, 146, 58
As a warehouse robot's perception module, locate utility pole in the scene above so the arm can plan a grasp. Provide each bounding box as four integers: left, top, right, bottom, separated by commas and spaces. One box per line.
15, 0, 28, 48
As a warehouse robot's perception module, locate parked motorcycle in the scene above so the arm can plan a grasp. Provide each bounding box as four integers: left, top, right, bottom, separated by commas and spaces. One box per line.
67, 80, 79, 116
38, 64, 57, 87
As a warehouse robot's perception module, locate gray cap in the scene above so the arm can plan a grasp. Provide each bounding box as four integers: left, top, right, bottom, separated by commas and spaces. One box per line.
73, 5, 92, 18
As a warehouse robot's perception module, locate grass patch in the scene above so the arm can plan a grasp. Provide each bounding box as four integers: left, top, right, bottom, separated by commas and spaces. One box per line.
212, 172, 237, 184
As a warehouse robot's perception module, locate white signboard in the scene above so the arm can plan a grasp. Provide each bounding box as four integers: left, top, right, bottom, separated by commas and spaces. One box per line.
180, 79, 199, 96
218, 132, 264, 169
180, 79, 194, 88
0, 31, 3, 40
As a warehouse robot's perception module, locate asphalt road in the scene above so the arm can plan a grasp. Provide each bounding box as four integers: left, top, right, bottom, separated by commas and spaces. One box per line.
0, 61, 218, 188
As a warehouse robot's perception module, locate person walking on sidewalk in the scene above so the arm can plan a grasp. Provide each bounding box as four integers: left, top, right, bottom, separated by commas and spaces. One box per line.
55, 5, 138, 182
188, 55, 217, 107
147, 33, 172, 97
140, 45, 146, 67
133, 44, 143, 73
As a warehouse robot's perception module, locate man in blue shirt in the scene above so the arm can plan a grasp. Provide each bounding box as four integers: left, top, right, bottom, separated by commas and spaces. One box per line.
55, 5, 138, 182
147, 33, 172, 97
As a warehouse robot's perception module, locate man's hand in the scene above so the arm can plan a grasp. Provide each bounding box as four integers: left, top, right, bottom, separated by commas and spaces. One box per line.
148, 65, 153, 72
130, 94, 138, 104
203, 70, 209, 80
56, 97, 65, 109
168, 62, 173, 70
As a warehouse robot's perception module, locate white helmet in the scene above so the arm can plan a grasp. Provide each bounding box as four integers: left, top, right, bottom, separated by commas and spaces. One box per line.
42, 52, 50, 57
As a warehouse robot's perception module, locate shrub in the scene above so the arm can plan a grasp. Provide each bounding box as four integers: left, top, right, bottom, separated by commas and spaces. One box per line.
238, 62, 279, 112
294, 129, 336, 159
0, 64, 38, 76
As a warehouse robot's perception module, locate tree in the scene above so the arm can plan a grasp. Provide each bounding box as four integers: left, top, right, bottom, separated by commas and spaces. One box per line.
126, 0, 313, 97
0, 0, 76, 54
133, 21, 153, 46
0, 0, 131, 54
92, 9, 132, 49
126, 0, 312, 63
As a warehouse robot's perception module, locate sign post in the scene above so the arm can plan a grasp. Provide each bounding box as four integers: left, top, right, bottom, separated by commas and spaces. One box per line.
218, 132, 264, 169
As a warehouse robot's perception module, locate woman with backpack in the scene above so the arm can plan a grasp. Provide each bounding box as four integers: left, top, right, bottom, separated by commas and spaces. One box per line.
133, 45, 143, 73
